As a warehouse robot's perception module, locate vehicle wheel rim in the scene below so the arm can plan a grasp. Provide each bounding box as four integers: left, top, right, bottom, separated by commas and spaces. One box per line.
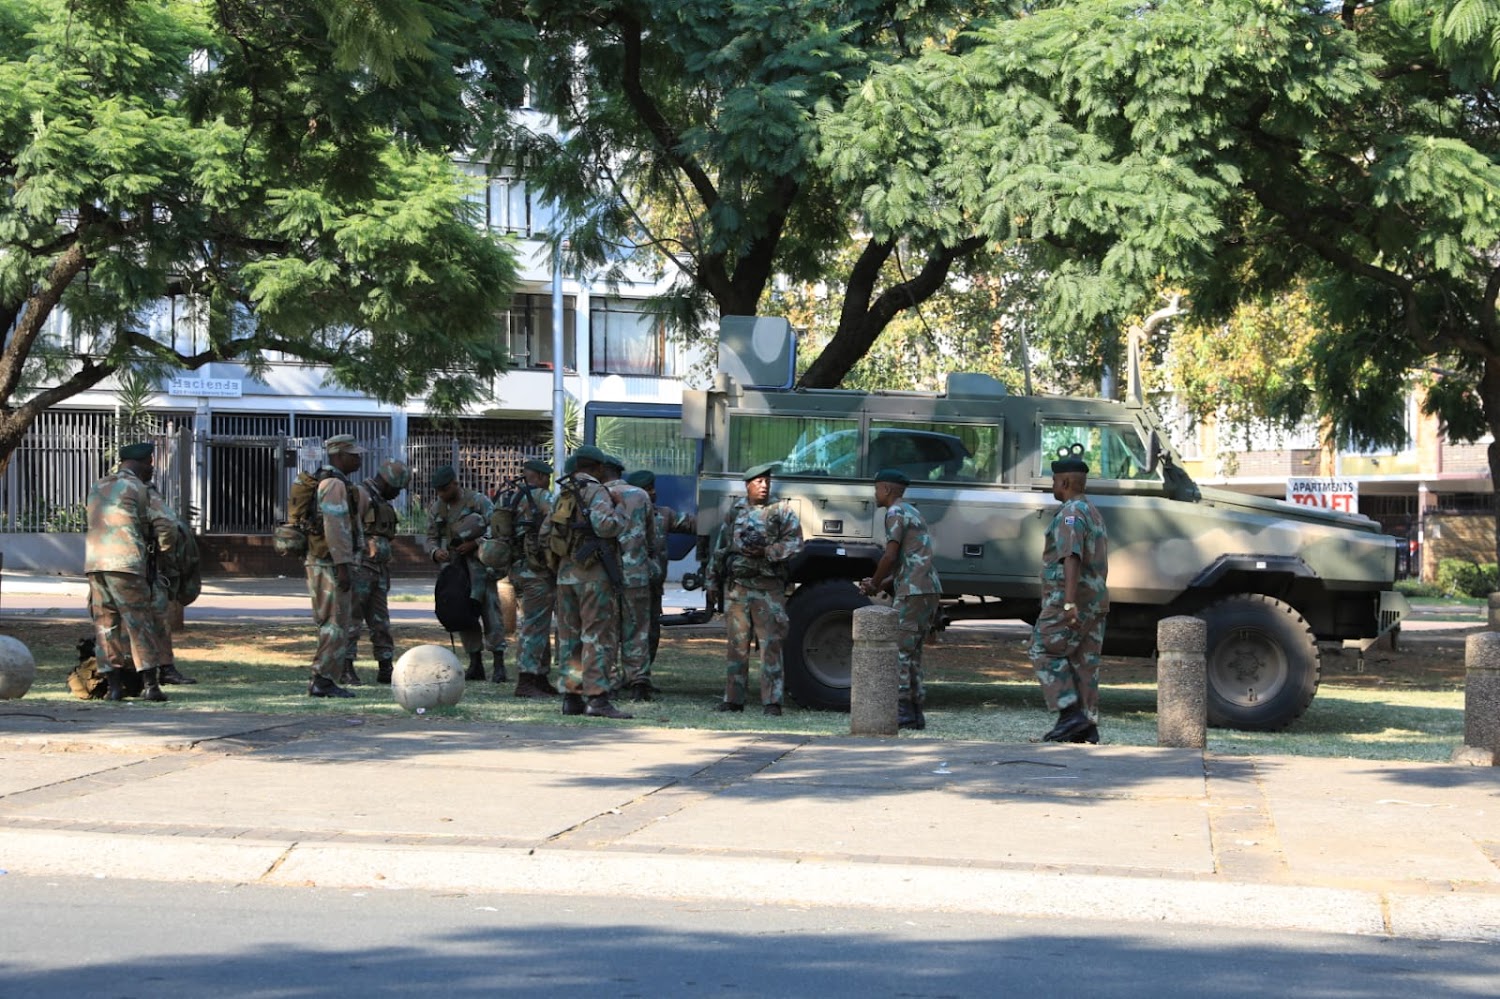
1207, 626, 1289, 708
803, 610, 854, 688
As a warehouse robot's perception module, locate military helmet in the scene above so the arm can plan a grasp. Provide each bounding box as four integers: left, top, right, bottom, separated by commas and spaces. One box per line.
451, 512, 486, 543
379, 458, 411, 490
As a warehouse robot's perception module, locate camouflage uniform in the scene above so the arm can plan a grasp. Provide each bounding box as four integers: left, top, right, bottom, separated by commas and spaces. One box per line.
307, 466, 361, 681
501, 481, 556, 682
426, 487, 505, 660
885, 499, 943, 706
84, 466, 177, 677
605, 478, 657, 691
647, 502, 696, 665
540, 472, 625, 697
347, 477, 399, 667
709, 496, 804, 706
1029, 496, 1110, 720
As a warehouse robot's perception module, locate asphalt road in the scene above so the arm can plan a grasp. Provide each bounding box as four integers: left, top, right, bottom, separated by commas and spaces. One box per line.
3, 875, 1498, 998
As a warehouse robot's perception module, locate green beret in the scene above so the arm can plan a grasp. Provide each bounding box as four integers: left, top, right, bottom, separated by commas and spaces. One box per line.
522, 458, 552, 476
118, 441, 154, 462
430, 464, 457, 489
572, 445, 607, 465
743, 461, 779, 482
602, 452, 625, 471
625, 469, 656, 489
563, 455, 578, 476
874, 468, 910, 486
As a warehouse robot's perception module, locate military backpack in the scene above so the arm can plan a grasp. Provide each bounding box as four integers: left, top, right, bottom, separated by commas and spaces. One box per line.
275, 470, 333, 559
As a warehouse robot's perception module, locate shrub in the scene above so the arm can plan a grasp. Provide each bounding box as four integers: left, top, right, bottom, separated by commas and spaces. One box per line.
1394, 578, 1445, 598
1434, 559, 1499, 599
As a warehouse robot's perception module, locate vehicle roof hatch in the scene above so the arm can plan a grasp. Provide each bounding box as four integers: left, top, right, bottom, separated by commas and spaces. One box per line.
944, 372, 1008, 400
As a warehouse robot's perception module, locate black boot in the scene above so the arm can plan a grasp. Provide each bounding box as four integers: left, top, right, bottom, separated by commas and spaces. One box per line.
491, 650, 507, 684
159, 662, 197, 685
561, 692, 586, 716
1068, 723, 1100, 745
465, 650, 485, 682
533, 674, 559, 696
898, 700, 926, 730
375, 659, 393, 685
105, 669, 125, 702
308, 674, 356, 698
140, 668, 168, 703
629, 680, 654, 702
1043, 705, 1092, 742
586, 695, 633, 719
339, 659, 363, 686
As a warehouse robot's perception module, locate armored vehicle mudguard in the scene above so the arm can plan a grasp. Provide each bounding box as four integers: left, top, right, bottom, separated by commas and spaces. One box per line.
680, 318, 1407, 731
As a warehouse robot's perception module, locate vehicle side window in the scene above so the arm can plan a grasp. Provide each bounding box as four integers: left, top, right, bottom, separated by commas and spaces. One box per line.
1039, 421, 1155, 481
870, 421, 1000, 483
730, 416, 859, 476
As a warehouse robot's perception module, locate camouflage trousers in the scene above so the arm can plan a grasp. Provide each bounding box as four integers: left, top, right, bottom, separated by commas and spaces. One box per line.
456, 576, 506, 658
724, 582, 788, 706
512, 571, 555, 678
556, 580, 618, 696
87, 571, 166, 673
895, 593, 940, 706
616, 585, 652, 688
1028, 607, 1106, 720
306, 559, 353, 681
346, 561, 394, 663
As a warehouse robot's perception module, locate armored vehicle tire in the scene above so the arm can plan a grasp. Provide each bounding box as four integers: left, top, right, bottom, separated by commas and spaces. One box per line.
1200, 594, 1321, 731
784, 580, 871, 710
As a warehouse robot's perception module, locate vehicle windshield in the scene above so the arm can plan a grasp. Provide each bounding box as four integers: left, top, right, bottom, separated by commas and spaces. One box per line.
730, 415, 998, 482
1039, 420, 1155, 480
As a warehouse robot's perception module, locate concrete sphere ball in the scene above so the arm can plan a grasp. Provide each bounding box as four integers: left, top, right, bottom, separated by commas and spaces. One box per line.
0, 634, 37, 699
391, 644, 464, 713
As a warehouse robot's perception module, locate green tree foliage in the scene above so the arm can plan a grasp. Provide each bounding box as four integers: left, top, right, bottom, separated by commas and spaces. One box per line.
0, 0, 528, 465
513, 0, 1013, 388
831, 0, 1500, 557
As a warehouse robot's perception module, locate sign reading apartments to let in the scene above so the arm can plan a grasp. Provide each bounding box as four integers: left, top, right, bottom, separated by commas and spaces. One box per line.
1286, 477, 1358, 514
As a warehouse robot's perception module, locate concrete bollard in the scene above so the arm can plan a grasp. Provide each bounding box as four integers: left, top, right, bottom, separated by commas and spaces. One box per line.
1156, 616, 1208, 749
850, 604, 899, 737
1488, 594, 1500, 632
1454, 632, 1500, 766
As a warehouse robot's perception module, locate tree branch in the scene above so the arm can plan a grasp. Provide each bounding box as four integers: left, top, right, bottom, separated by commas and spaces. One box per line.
0, 239, 90, 406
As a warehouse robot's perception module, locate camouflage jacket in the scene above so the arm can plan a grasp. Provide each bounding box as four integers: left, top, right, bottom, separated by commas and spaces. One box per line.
650, 504, 697, 586
1041, 496, 1110, 615
604, 480, 657, 589
355, 479, 399, 566
885, 499, 943, 599
499, 482, 554, 580
426, 486, 495, 594
314, 467, 360, 566
84, 466, 177, 576
708, 495, 803, 590
540, 472, 625, 586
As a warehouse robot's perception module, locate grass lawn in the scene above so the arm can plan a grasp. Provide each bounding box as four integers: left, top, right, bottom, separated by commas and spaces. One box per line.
1, 615, 1471, 763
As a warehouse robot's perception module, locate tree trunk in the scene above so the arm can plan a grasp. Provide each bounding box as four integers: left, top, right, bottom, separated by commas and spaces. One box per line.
1485, 357, 1500, 569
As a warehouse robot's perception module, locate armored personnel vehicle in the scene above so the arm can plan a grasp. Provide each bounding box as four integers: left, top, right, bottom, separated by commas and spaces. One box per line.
659, 317, 1406, 732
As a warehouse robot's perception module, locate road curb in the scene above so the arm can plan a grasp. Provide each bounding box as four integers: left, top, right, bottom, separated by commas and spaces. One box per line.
2, 828, 1496, 943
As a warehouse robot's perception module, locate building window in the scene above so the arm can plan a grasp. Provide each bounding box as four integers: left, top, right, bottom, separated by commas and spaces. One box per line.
458, 162, 556, 237
590, 299, 677, 377
500, 294, 575, 370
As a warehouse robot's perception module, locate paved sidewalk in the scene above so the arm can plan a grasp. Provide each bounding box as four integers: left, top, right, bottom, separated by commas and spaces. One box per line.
0, 705, 1496, 942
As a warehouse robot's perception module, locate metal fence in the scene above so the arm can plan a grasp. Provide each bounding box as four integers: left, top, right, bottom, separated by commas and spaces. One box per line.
3, 409, 546, 535
1, 409, 192, 532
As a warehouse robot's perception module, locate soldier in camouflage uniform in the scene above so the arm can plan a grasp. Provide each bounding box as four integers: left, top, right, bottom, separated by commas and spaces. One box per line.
85, 441, 178, 702
601, 455, 658, 700
426, 464, 507, 683
306, 434, 364, 698
347, 458, 410, 685
499, 459, 559, 698
539, 446, 632, 718
626, 469, 697, 670
146, 481, 197, 686
1029, 449, 1109, 744
859, 468, 942, 730
706, 462, 804, 715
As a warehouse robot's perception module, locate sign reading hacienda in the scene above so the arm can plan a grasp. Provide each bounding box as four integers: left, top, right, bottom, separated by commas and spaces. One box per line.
167, 376, 242, 398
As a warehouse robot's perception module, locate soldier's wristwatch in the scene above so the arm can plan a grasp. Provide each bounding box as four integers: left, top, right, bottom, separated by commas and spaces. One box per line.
1063, 602, 1077, 611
